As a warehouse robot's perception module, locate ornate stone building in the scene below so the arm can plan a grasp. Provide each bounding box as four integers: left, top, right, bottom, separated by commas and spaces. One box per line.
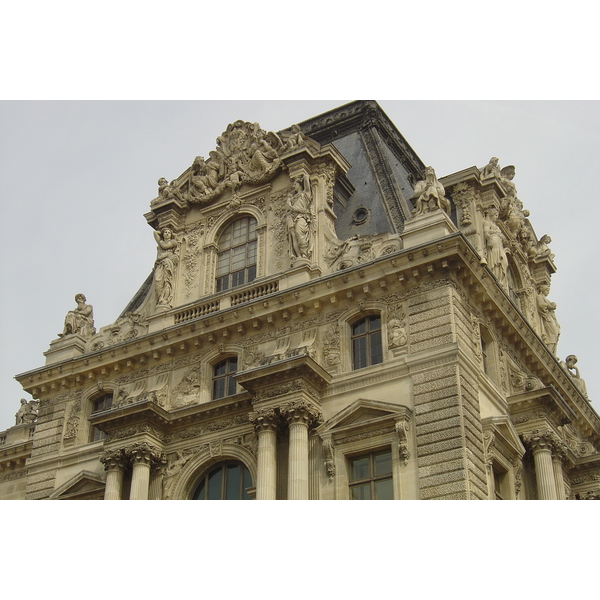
2, 101, 598, 500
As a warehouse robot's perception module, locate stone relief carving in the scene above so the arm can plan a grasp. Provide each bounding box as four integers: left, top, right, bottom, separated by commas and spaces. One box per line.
483, 207, 509, 288
387, 305, 408, 349
560, 355, 589, 401
395, 419, 411, 465
452, 182, 475, 227
411, 166, 451, 217
322, 322, 341, 368
536, 284, 560, 354
58, 293, 96, 339
63, 400, 81, 439
508, 363, 543, 394
324, 233, 401, 271
286, 173, 314, 262
172, 367, 202, 408
179, 120, 313, 206
182, 226, 203, 298
15, 398, 39, 425
321, 439, 335, 480
89, 312, 149, 352
154, 227, 179, 308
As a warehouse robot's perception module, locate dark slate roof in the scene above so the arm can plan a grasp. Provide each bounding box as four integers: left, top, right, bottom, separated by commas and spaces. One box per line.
296, 100, 426, 239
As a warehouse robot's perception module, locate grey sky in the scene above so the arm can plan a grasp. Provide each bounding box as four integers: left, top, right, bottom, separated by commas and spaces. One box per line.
1, 100, 598, 430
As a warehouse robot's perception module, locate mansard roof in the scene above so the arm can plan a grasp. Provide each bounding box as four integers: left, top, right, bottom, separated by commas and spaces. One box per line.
296, 100, 426, 239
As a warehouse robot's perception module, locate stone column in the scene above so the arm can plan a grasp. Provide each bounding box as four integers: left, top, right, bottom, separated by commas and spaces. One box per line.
250, 409, 279, 500
100, 449, 127, 501
523, 431, 558, 500
127, 442, 163, 501
282, 401, 321, 500
552, 445, 567, 501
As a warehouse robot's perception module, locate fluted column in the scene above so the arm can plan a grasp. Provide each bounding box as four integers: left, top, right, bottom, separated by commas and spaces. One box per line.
282, 401, 321, 500
250, 409, 280, 500
100, 449, 127, 500
523, 431, 558, 500
552, 445, 567, 501
127, 442, 163, 501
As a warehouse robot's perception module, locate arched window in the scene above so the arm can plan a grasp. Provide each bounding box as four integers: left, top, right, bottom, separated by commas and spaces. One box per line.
192, 461, 252, 500
351, 314, 383, 370
90, 393, 113, 442
216, 217, 257, 292
213, 357, 238, 400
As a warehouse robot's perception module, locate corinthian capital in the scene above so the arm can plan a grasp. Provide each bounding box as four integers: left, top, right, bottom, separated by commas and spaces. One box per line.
249, 408, 280, 433
281, 400, 322, 428
99, 448, 128, 472
522, 429, 560, 453
125, 442, 165, 468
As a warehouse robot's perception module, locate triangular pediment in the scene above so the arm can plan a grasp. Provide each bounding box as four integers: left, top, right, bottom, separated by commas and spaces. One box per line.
318, 398, 410, 434
49, 470, 105, 500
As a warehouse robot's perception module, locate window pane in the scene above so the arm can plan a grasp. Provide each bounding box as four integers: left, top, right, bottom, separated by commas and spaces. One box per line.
228, 357, 238, 372
247, 265, 257, 283
213, 378, 225, 399
248, 218, 256, 239
350, 483, 371, 500
207, 467, 223, 500
214, 360, 227, 376
369, 331, 383, 365
350, 456, 370, 481
232, 270, 244, 288
374, 478, 394, 500
368, 315, 381, 331
216, 251, 230, 275
353, 337, 367, 370
225, 464, 241, 500
247, 240, 257, 263
242, 466, 252, 499
231, 245, 246, 269
352, 319, 366, 336
227, 375, 237, 397
193, 479, 206, 500
374, 451, 392, 476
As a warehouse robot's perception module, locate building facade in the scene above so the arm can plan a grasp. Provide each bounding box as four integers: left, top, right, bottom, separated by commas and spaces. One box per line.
2, 101, 599, 500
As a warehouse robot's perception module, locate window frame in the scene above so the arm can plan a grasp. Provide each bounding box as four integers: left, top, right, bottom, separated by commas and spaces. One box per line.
192, 460, 253, 500
89, 392, 113, 442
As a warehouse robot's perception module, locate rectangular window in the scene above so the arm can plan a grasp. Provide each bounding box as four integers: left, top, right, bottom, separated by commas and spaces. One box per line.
349, 449, 393, 500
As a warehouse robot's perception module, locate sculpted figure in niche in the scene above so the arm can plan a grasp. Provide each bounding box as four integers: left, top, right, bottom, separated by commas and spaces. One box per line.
481, 157, 501, 179
59, 293, 96, 339
154, 227, 179, 307
411, 166, 451, 216
15, 398, 38, 425
287, 173, 314, 260
483, 208, 509, 288
561, 355, 589, 400
536, 284, 560, 354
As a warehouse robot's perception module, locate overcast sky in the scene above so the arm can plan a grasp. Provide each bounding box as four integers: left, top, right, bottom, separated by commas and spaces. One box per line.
0, 99, 598, 430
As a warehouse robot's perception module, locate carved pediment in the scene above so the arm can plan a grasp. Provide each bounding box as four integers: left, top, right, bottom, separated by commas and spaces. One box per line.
318, 398, 411, 433
49, 470, 105, 500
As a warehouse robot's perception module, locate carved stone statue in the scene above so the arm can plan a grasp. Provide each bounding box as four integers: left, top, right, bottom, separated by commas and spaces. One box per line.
58, 294, 96, 339
483, 207, 509, 288
15, 398, 38, 425
286, 173, 314, 260
157, 177, 186, 203
561, 355, 589, 400
284, 124, 309, 151
388, 318, 408, 348
154, 227, 179, 307
411, 167, 451, 216
500, 165, 517, 199
534, 234, 555, 262
481, 157, 501, 180
536, 284, 560, 354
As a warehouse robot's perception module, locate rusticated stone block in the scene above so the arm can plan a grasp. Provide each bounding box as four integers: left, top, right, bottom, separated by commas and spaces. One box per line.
416, 436, 464, 457
417, 447, 464, 467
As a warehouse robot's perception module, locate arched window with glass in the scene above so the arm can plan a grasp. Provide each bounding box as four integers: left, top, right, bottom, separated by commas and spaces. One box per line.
351, 314, 383, 370
216, 216, 257, 292
192, 461, 253, 500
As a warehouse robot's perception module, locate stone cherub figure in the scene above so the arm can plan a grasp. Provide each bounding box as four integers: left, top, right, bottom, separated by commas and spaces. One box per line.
15, 398, 38, 425
411, 166, 451, 216
481, 157, 501, 180
561, 355, 589, 400
157, 178, 186, 203
58, 294, 96, 339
